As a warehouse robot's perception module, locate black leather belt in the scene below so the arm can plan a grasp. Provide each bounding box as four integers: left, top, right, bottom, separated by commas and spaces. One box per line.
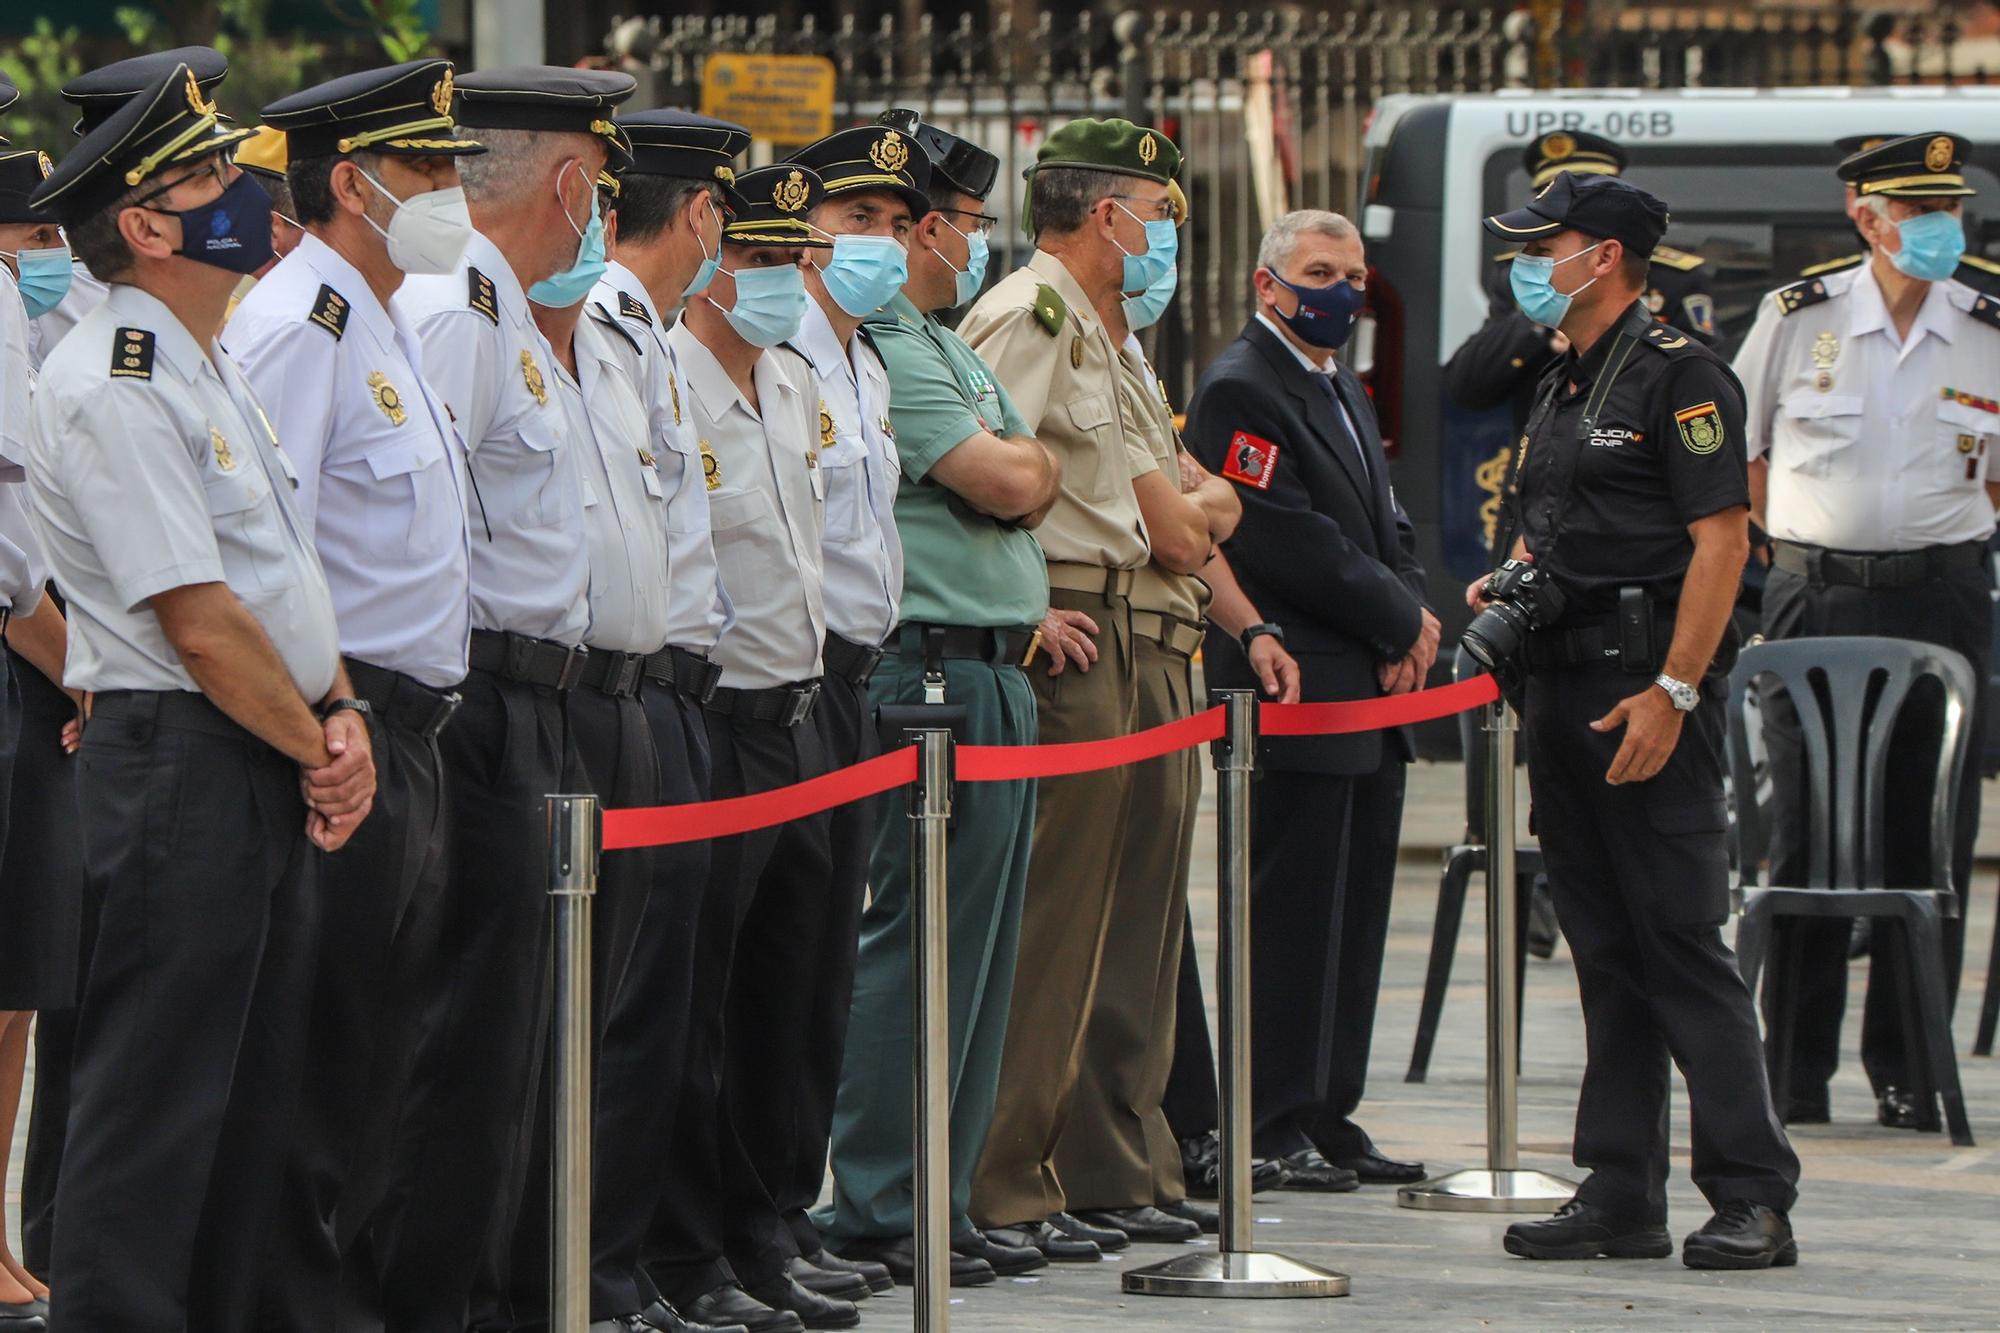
1772, 539, 1985, 590
705, 678, 822, 727
894, 622, 1039, 666
345, 657, 460, 740
643, 645, 723, 703
1527, 614, 1676, 673
468, 629, 589, 691
92, 689, 249, 741
575, 648, 646, 698
823, 632, 885, 686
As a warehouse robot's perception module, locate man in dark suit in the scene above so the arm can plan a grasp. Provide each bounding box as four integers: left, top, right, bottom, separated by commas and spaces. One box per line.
1187, 209, 1439, 1189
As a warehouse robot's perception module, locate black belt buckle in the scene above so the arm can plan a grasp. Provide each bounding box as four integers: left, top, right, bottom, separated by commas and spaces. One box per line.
611, 653, 644, 697
782, 682, 820, 727
557, 644, 590, 691
854, 644, 884, 684
695, 659, 722, 704
424, 691, 462, 740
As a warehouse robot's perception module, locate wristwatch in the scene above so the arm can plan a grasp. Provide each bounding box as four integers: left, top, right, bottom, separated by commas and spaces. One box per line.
1240, 622, 1285, 654
321, 697, 373, 722
1653, 673, 1699, 712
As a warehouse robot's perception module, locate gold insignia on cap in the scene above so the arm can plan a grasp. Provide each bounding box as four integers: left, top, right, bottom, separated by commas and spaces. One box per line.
1811, 331, 1839, 369
591, 119, 617, 137
368, 371, 407, 427
700, 438, 720, 490
774, 169, 810, 212
186, 68, 215, 117
1543, 132, 1575, 161
210, 426, 235, 472
35, 151, 50, 178
520, 349, 547, 405
869, 130, 910, 174
1926, 135, 1954, 174
1138, 132, 1159, 166
715, 165, 735, 187
431, 68, 454, 118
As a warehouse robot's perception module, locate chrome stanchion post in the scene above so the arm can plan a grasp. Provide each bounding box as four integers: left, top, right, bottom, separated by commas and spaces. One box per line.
909, 730, 953, 1333
547, 794, 598, 1333
1398, 700, 1575, 1212
1124, 691, 1348, 1299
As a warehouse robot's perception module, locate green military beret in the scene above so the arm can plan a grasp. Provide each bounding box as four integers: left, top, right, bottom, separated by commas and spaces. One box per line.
1022, 117, 1181, 235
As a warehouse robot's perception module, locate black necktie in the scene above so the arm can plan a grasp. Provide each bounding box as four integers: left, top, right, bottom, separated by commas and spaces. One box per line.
1316, 372, 1370, 482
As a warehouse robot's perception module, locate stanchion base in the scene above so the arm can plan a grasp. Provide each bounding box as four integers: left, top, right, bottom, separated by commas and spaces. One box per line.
1397, 1167, 1578, 1213
1121, 1249, 1350, 1298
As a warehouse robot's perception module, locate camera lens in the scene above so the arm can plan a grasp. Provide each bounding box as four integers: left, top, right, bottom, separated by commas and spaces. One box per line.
1461, 601, 1526, 671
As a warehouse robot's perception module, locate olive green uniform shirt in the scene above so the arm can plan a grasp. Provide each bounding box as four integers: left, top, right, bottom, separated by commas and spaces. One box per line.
1117, 342, 1210, 624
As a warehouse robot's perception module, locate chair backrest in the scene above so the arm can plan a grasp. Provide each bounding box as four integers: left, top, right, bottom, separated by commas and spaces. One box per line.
1456, 645, 1489, 843
1726, 636, 1976, 892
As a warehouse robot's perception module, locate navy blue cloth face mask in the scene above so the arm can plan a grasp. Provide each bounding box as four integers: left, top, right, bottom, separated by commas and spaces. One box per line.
1270, 272, 1364, 349
146, 170, 275, 276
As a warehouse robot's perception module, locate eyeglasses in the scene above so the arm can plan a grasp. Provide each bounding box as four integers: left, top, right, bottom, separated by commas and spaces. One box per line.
940, 207, 999, 237
133, 153, 235, 209
1110, 193, 1173, 221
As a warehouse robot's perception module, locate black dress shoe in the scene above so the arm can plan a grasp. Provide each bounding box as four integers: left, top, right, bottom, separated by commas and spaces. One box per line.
1328, 1147, 1427, 1185
1158, 1197, 1219, 1234
785, 1254, 871, 1301
742, 1275, 858, 1331
680, 1284, 805, 1333
1783, 1088, 1830, 1125
1048, 1210, 1130, 1250
803, 1247, 893, 1295
1273, 1148, 1360, 1192
1682, 1200, 1797, 1270
831, 1232, 996, 1286
1877, 1086, 1931, 1130
0, 1300, 47, 1333
982, 1219, 1101, 1262
953, 1228, 1047, 1276
1178, 1131, 1287, 1198
639, 1297, 751, 1333
1072, 1205, 1200, 1243
1503, 1199, 1672, 1261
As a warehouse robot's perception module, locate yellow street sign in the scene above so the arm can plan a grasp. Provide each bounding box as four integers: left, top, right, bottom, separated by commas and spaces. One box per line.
700, 53, 837, 146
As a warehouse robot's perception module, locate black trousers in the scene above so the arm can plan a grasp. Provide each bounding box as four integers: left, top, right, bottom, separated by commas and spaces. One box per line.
254, 666, 454, 1333
488, 685, 657, 1332
1162, 907, 1217, 1142
1524, 664, 1800, 1219
1760, 561, 1992, 1095
648, 704, 832, 1304
369, 670, 577, 1333
1248, 757, 1406, 1160
0, 643, 80, 1011
591, 680, 714, 1320
49, 691, 317, 1333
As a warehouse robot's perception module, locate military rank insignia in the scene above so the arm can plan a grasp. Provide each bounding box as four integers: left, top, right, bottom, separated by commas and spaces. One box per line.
700, 438, 720, 490
1221, 431, 1278, 490
110, 327, 155, 380
368, 371, 407, 426
1943, 386, 1999, 414
669, 373, 683, 426
520, 349, 547, 405
617, 290, 652, 326
1675, 401, 1724, 455
210, 425, 235, 472
308, 284, 350, 340
468, 267, 500, 325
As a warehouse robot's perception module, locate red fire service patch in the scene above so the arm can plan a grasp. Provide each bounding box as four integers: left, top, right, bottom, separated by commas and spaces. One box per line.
1223, 431, 1279, 490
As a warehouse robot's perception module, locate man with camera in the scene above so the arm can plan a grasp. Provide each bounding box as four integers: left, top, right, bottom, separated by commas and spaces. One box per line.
1471, 172, 1800, 1270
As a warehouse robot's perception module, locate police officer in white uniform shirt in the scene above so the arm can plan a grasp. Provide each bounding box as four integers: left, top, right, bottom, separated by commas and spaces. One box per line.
25, 62, 370, 1331
653, 165, 853, 1333
1735, 131, 2000, 1134
385, 63, 634, 1332
217, 58, 482, 1329
585, 111, 805, 1333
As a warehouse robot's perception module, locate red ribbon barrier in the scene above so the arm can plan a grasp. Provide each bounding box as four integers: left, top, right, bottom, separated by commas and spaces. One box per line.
601, 674, 1500, 851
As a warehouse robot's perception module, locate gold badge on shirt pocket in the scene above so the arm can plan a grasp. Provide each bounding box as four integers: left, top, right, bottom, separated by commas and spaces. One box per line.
669, 372, 683, 426
368, 371, 407, 426
818, 400, 836, 450
700, 438, 720, 491
210, 425, 235, 472
520, 349, 547, 405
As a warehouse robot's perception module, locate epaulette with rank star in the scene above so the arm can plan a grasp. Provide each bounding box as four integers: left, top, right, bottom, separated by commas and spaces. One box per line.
307, 284, 350, 339
1964, 290, 2000, 333
616, 290, 652, 326
1650, 244, 1705, 272
467, 266, 500, 325
109, 326, 155, 380
1032, 283, 1067, 337
1641, 323, 1694, 353
1770, 276, 1834, 317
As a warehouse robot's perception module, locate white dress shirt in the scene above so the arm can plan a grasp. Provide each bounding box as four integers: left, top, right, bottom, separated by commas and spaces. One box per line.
796, 298, 902, 645
1253, 309, 1365, 466
1736, 262, 2000, 552
587, 261, 732, 651
396, 228, 589, 644
556, 309, 673, 654
223, 233, 473, 687
668, 321, 825, 689
29, 284, 338, 697
0, 270, 45, 612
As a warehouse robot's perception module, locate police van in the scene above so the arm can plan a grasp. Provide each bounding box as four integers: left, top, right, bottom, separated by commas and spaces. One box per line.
1357, 88, 2000, 757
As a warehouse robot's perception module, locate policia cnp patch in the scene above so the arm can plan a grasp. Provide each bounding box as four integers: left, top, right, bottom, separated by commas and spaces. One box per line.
1675, 400, 1724, 455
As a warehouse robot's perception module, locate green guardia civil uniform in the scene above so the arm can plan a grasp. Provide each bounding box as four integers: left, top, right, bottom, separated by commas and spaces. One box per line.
814, 288, 1048, 1241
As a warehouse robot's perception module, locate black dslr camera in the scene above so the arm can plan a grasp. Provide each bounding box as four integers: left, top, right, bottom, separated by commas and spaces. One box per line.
1461, 558, 1567, 678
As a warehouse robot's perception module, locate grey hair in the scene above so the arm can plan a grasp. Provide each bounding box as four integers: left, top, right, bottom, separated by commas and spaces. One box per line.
457, 127, 587, 205
1256, 209, 1358, 274
1029, 166, 1128, 238
1852, 193, 1893, 224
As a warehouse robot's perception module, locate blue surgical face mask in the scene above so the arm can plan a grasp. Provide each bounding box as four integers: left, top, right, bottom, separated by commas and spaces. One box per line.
528, 163, 608, 307
681, 197, 722, 300
939, 216, 989, 307
150, 171, 274, 275
712, 261, 809, 348
817, 232, 908, 317
1123, 254, 1178, 330
1270, 272, 1365, 349
1890, 208, 1966, 283
2, 244, 74, 319
1508, 242, 1601, 329
1114, 200, 1178, 295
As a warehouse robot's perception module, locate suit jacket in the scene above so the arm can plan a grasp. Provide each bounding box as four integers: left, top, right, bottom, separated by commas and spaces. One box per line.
1187, 317, 1428, 775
